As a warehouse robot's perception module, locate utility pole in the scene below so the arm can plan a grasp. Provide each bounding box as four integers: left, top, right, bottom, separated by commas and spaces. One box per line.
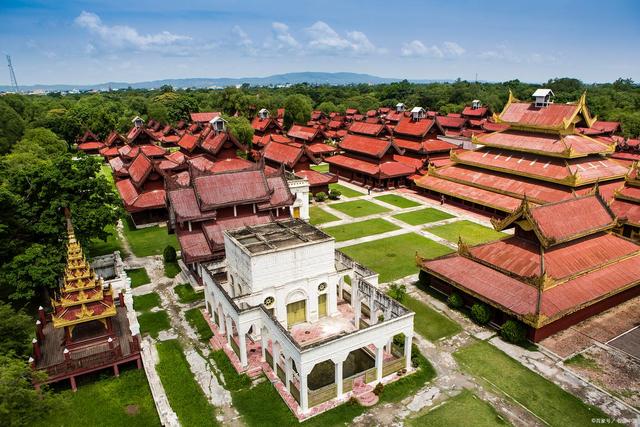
6, 55, 19, 93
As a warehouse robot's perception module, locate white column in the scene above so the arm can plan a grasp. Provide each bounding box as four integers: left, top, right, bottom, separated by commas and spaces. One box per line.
272, 342, 279, 374
375, 345, 384, 382
238, 327, 248, 368
217, 307, 225, 334
369, 294, 377, 325
225, 316, 232, 345
285, 357, 292, 392
404, 333, 413, 371
300, 368, 309, 412
335, 361, 343, 398
260, 330, 267, 362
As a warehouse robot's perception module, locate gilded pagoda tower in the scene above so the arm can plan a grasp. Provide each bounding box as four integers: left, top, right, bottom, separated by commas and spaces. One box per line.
51, 216, 117, 345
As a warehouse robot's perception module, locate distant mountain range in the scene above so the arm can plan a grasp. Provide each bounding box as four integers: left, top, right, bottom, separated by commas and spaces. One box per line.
0, 72, 454, 93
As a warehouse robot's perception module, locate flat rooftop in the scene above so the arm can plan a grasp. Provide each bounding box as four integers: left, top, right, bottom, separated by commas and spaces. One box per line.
226, 219, 332, 254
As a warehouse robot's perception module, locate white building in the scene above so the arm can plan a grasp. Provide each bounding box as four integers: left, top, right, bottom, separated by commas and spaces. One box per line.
203, 220, 415, 416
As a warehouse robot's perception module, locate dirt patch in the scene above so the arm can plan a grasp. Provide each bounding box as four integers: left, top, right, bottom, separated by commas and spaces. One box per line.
540, 295, 640, 358
125, 404, 140, 415
565, 346, 640, 410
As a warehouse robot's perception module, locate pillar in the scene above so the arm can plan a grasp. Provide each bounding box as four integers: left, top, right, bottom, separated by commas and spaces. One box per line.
335, 360, 344, 398
300, 369, 309, 412
113, 363, 120, 377
375, 345, 384, 382
217, 307, 226, 335
238, 327, 248, 368
70, 376, 77, 392
38, 306, 46, 325
272, 342, 280, 374
353, 292, 361, 330
32, 338, 41, 360
36, 320, 44, 341
369, 294, 377, 325
285, 357, 292, 392
404, 334, 413, 370
225, 316, 233, 346
260, 331, 267, 362
119, 291, 125, 307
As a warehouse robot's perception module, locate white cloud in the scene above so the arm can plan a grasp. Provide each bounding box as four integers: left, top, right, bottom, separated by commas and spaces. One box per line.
74, 11, 191, 52
401, 39, 466, 58
478, 45, 555, 64
271, 22, 300, 50
305, 21, 378, 55
232, 25, 257, 55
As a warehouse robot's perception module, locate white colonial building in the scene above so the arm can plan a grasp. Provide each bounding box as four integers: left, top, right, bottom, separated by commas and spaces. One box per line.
203, 219, 415, 417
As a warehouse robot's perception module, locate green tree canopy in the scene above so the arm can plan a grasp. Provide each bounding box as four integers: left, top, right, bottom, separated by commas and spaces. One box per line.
0, 102, 25, 154
283, 94, 313, 128
225, 116, 254, 149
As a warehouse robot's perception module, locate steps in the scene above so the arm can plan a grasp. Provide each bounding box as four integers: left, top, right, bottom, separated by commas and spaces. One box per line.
356, 391, 379, 407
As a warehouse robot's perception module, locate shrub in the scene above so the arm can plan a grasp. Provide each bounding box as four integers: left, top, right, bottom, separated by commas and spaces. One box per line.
500, 319, 527, 344
388, 283, 407, 303
314, 191, 327, 202
470, 303, 492, 325
373, 382, 384, 396
163, 245, 177, 263
447, 292, 464, 309
328, 189, 341, 200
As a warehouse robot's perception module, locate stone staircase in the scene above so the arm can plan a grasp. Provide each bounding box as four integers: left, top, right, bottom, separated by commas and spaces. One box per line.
352, 376, 379, 407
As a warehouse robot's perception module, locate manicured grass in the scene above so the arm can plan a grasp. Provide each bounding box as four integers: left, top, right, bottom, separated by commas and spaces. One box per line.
310, 163, 329, 173
99, 163, 116, 188
393, 207, 454, 226
122, 217, 179, 257
156, 340, 218, 426
341, 233, 453, 282
88, 224, 124, 257
138, 311, 170, 338
186, 308, 213, 343
329, 183, 364, 198
309, 206, 340, 225
322, 218, 399, 242
401, 296, 461, 341
36, 370, 159, 427
408, 389, 509, 427
328, 200, 390, 218
164, 261, 181, 278
373, 194, 421, 208
210, 350, 252, 391
174, 283, 203, 304
454, 340, 612, 427
378, 345, 436, 403
426, 220, 506, 246
133, 293, 161, 312
127, 268, 150, 288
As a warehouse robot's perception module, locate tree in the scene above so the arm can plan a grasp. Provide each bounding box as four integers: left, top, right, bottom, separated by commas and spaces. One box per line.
11, 128, 67, 158
316, 101, 339, 114
0, 355, 60, 426
0, 102, 25, 154
0, 303, 33, 357
225, 116, 254, 148
283, 94, 313, 128
388, 283, 407, 303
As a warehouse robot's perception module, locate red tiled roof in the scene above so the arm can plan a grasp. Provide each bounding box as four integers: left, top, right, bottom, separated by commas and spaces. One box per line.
251, 116, 281, 132
263, 141, 306, 168
168, 188, 204, 221
307, 142, 337, 156
414, 174, 525, 212
393, 137, 456, 154
476, 130, 612, 157
128, 154, 153, 188
78, 141, 104, 151
340, 134, 398, 158
393, 154, 425, 170
294, 169, 338, 187
194, 170, 271, 209
109, 157, 127, 176
384, 111, 405, 122
190, 112, 221, 123
140, 144, 167, 157
202, 214, 273, 249
328, 120, 344, 130
348, 121, 385, 136
209, 157, 254, 174
437, 116, 467, 129
201, 132, 233, 155
325, 155, 414, 178
462, 106, 489, 118
610, 199, 640, 226
455, 148, 628, 185
500, 102, 579, 129
288, 125, 320, 142
189, 156, 216, 172
259, 174, 295, 209
483, 122, 510, 132
176, 227, 213, 263
116, 179, 165, 211
178, 133, 200, 152
394, 118, 437, 138
105, 132, 125, 147
345, 108, 358, 115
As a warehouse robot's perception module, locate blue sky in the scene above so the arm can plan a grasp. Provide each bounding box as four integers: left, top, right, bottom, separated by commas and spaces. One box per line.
1, 0, 639, 85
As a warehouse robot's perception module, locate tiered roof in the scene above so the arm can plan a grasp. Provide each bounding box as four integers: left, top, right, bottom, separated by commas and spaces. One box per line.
51, 217, 116, 329
419, 192, 639, 330
611, 162, 640, 228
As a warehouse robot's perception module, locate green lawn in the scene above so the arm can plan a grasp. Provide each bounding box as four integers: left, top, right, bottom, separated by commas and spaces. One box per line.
164, 261, 181, 278
99, 163, 116, 189
309, 206, 340, 225
36, 370, 159, 427
322, 218, 399, 242
341, 233, 453, 282
373, 194, 421, 208
310, 163, 329, 173
87, 224, 124, 257
378, 345, 436, 404
401, 296, 461, 341
393, 208, 454, 226
127, 268, 151, 288
186, 308, 213, 342
329, 183, 364, 198
408, 389, 510, 427
426, 220, 506, 246
454, 340, 612, 427
328, 200, 390, 218
138, 311, 170, 338
122, 218, 179, 257
156, 340, 218, 426
174, 283, 203, 304
133, 293, 161, 312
